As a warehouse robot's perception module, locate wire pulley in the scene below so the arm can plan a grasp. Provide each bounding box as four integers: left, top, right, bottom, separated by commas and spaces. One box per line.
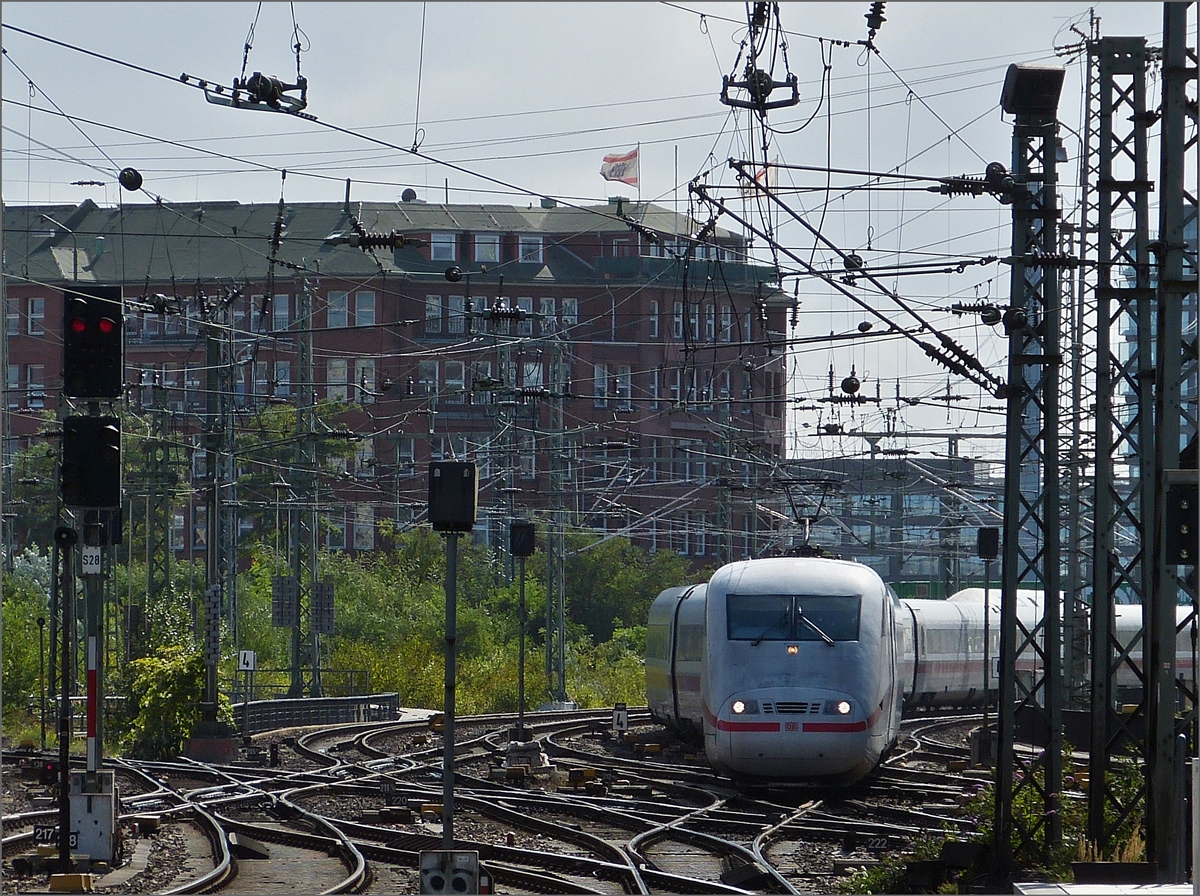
720, 2, 800, 114
182, 3, 315, 119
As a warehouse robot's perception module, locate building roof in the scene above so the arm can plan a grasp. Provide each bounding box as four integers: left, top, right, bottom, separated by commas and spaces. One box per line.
3, 198, 755, 289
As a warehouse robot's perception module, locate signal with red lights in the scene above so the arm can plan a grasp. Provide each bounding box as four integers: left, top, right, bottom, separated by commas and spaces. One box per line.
62, 285, 124, 399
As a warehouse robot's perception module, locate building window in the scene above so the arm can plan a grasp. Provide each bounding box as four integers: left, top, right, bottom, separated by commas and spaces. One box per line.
648, 300, 659, 338
327, 509, 346, 551
501, 359, 518, 391
612, 238, 632, 257
27, 297, 44, 336
184, 366, 202, 408
419, 360, 439, 400
431, 232, 456, 261
693, 442, 707, 481
327, 291, 348, 328
519, 433, 537, 479
701, 370, 714, 410
171, 512, 185, 551
650, 368, 660, 409
475, 234, 500, 263
518, 235, 543, 264
678, 512, 691, 555
445, 361, 465, 403
470, 361, 493, 398
274, 361, 291, 396
705, 304, 715, 341
593, 363, 609, 408
695, 515, 707, 556
616, 365, 632, 410
26, 364, 44, 408
272, 294, 290, 332
448, 295, 465, 334
721, 308, 733, 343
355, 440, 375, 478
690, 305, 700, 340
6, 365, 19, 408
523, 360, 543, 390
561, 297, 578, 328
355, 291, 376, 327
467, 433, 492, 478
425, 295, 443, 334
395, 436, 416, 471
354, 504, 375, 551
327, 358, 348, 401
517, 296, 533, 336
540, 298, 556, 334
356, 359, 376, 403
669, 368, 681, 405
253, 361, 272, 398
6, 300, 19, 336
674, 442, 691, 481
673, 302, 684, 339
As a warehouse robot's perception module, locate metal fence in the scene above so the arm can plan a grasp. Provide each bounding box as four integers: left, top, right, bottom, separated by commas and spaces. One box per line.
231, 693, 400, 737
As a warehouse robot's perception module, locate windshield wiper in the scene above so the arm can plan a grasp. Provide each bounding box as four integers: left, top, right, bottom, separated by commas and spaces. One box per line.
750, 612, 788, 647
797, 610, 835, 646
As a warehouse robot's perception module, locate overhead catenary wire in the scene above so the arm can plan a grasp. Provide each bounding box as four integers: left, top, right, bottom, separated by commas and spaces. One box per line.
0, 8, 1046, 491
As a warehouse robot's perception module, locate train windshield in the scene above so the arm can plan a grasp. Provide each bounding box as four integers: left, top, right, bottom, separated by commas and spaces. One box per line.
727, 594, 861, 643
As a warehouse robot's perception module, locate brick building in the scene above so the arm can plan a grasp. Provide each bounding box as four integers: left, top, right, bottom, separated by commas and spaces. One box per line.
2, 195, 790, 563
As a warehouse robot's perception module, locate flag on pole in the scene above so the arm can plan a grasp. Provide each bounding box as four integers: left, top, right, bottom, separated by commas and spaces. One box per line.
600, 148, 639, 187
742, 157, 779, 194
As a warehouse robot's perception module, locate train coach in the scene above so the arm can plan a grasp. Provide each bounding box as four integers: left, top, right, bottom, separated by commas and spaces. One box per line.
647, 558, 1197, 786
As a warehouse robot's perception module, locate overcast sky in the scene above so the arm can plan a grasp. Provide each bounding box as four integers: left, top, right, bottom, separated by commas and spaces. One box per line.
0, 2, 1180, 459
0, 2, 1168, 207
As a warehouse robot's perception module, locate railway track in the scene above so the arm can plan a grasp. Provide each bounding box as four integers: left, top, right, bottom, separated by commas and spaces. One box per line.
3, 708, 992, 894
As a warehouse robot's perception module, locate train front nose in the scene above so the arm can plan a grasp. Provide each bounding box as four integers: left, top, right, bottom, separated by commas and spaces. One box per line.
714, 689, 871, 778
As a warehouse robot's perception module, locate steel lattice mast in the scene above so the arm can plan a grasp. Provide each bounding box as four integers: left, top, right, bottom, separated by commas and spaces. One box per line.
994, 67, 1065, 871
1086, 30, 1156, 854
1146, 2, 1198, 878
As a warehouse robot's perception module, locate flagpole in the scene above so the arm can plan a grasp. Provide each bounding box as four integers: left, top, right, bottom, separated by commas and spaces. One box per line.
636, 143, 641, 205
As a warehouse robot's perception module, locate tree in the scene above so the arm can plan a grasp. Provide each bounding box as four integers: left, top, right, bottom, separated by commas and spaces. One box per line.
6, 429, 59, 557
1, 551, 52, 717
556, 531, 695, 643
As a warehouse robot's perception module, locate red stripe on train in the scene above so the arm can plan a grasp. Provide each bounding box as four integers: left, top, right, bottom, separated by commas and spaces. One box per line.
802, 703, 882, 734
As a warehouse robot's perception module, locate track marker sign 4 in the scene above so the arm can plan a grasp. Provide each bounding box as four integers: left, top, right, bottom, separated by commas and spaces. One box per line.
613, 703, 629, 734
238, 650, 256, 672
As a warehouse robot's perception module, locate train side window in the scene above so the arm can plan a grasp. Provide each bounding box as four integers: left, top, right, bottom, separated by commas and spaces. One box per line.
678, 623, 705, 661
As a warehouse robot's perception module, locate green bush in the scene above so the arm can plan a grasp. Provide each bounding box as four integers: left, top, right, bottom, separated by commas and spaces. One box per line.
110, 646, 234, 759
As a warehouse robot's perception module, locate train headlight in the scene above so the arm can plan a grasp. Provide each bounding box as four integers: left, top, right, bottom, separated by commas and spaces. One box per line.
824, 700, 853, 715
731, 699, 759, 714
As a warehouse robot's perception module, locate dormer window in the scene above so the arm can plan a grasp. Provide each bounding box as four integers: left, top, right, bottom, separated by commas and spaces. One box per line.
475, 234, 500, 263
518, 235, 543, 264
431, 232, 456, 262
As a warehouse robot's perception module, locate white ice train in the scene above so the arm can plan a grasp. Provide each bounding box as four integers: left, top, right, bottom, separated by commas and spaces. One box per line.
646, 556, 1194, 786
